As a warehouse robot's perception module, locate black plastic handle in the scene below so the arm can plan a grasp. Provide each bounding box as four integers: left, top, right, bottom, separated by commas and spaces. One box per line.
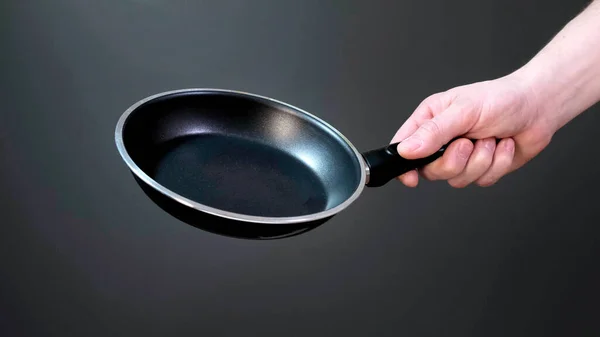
361, 138, 468, 187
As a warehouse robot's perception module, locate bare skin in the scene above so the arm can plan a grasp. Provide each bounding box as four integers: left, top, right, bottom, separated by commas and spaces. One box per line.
392, 0, 600, 188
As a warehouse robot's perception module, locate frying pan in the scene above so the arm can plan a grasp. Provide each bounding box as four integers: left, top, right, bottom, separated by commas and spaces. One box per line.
115, 89, 451, 239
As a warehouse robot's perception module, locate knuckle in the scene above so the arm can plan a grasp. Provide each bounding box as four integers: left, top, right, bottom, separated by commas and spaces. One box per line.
481, 138, 497, 152
442, 164, 462, 177
423, 93, 448, 112
455, 101, 473, 115
422, 93, 441, 105
476, 179, 495, 187
448, 179, 468, 188
495, 154, 513, 170
472, 150, 494, 169
452, 98, 478, 118
441, 158, 464, 177
420, 164, 442, 181
424, 92, 446, 104
419, 119, 442, 137
477, 174, 501, 187
419, 167, 437, 181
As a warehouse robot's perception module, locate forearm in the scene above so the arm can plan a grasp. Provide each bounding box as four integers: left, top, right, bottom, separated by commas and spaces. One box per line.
514, 0, 600, 132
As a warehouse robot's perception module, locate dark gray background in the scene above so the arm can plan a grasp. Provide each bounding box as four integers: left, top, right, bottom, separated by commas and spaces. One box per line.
2, 1, 599, 336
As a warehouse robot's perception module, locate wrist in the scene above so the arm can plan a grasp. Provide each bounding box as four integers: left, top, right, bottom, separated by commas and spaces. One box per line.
509, 55, 597, 135
508, 65, 559, 134
508, 1, 600, 134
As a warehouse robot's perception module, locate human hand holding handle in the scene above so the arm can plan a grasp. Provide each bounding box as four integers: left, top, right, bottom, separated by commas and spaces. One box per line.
391, 0, 600, 188
391, 75, 545, 188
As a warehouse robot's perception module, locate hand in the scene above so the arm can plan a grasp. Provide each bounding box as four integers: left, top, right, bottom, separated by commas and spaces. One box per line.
391, 73, 555, 188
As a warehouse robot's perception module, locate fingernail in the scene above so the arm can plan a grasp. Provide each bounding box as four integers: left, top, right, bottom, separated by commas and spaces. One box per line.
484, 140, 495, 152
397, 136, 422, 153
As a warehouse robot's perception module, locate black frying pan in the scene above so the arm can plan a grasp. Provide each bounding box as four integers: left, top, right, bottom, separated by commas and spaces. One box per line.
115, 89, 451, 239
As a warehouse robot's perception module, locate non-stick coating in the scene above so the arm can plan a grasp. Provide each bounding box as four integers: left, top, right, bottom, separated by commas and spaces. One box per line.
121, 91, 363, 218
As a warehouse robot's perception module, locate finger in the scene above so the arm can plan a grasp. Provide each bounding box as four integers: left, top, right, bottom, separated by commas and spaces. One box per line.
397, 170, 419, 187
476, 138, 515, 187
390, 93, 445, 144
419, 138, 474, 181
391, 93, 453, 188
447, 138, 496, 188
391, 119, 420, 144
391, 96, 443, 188
508, 130, 553, 174
397, 101, 477, 160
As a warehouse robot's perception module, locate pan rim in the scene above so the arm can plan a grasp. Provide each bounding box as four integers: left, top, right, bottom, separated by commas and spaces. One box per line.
115, 88, 367, 225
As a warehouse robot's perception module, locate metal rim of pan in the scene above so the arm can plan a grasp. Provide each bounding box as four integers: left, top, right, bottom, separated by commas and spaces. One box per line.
115, 88, 368, 225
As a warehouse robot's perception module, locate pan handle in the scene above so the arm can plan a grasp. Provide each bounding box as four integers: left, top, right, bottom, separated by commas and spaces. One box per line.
361, 138, 477, 187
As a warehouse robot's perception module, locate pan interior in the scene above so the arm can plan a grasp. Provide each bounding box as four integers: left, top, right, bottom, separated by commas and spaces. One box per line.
121, 91, 363, 218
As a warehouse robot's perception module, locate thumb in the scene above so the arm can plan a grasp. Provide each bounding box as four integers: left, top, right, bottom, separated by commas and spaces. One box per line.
396, 103, 475, 159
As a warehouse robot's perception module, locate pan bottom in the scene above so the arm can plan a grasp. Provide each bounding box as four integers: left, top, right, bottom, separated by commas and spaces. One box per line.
149, 134, 329, 218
